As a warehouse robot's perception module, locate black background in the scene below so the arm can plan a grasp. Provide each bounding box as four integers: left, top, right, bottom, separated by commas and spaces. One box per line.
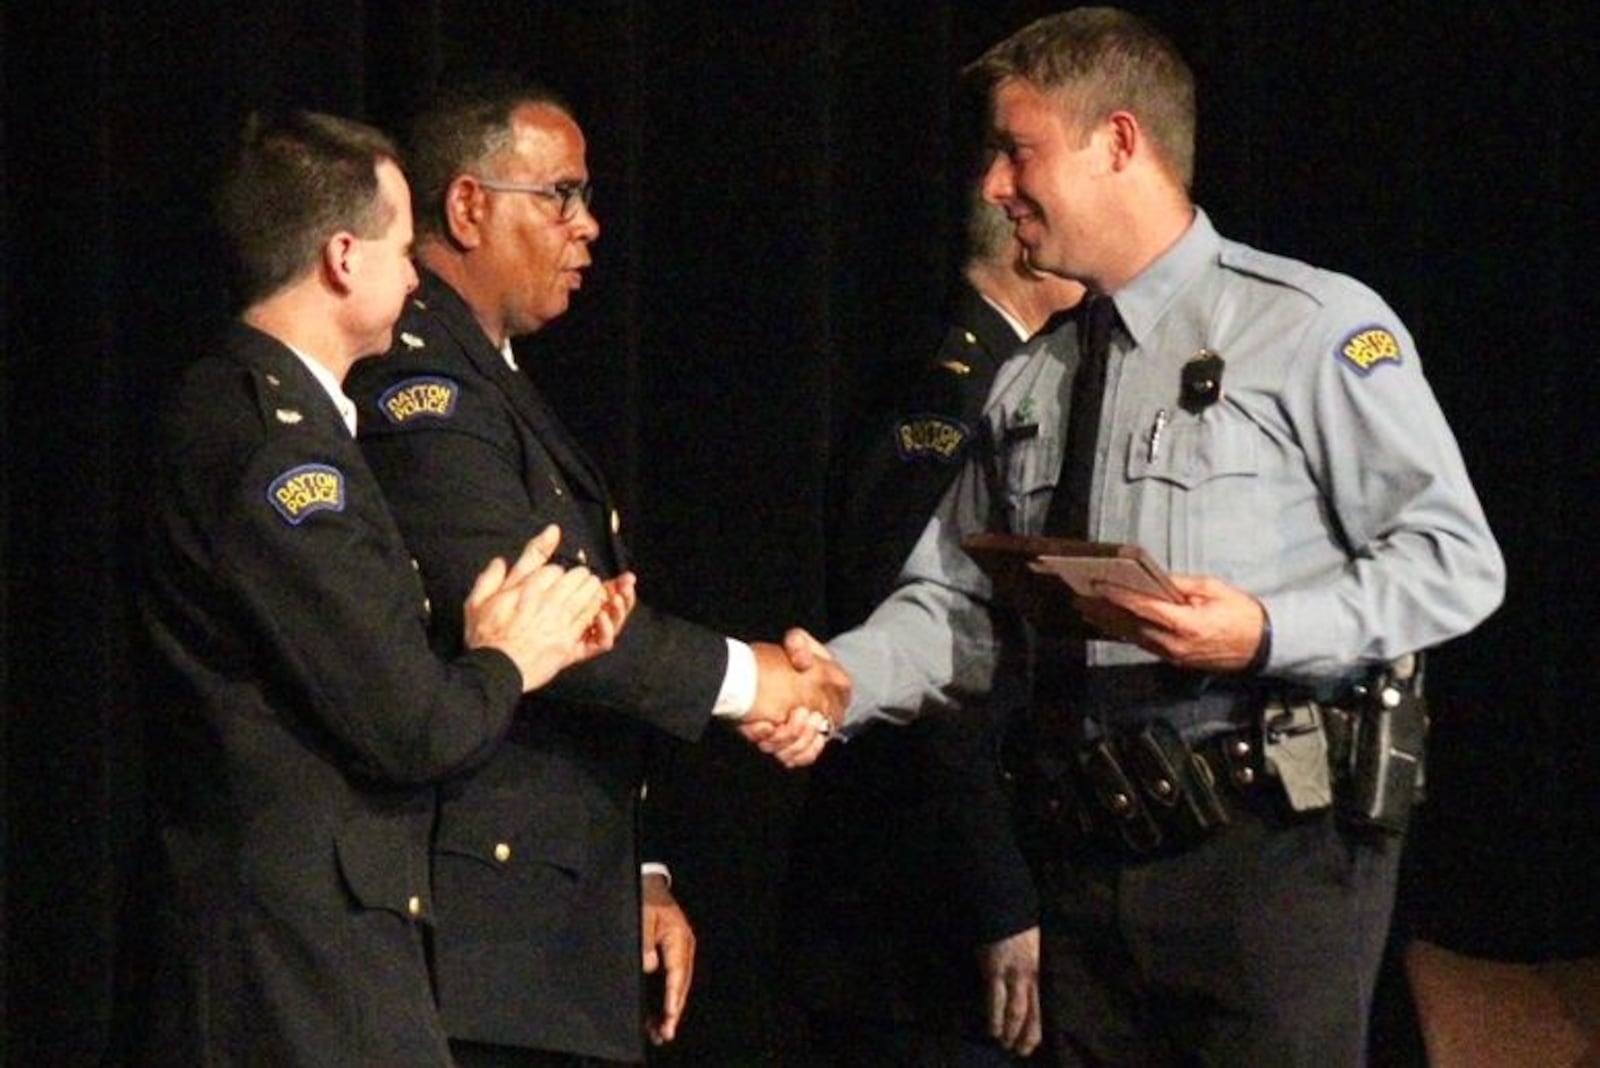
3, 2, 1596, 1063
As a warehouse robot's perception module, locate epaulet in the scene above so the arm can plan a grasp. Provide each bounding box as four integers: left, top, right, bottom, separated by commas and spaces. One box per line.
1218, 242, 1325, 301
1221, 246, 1404, 376
235, 364, 350, 525
249, 364, 313, 431
934, 322, 984, 378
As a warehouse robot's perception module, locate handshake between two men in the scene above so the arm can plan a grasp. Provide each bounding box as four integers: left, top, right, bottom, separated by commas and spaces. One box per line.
740, 631, 853, 768
461, 524, 853, 770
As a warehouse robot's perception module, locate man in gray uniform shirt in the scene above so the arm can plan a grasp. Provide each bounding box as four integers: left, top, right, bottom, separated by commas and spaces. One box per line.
804, 9, 1505, 1065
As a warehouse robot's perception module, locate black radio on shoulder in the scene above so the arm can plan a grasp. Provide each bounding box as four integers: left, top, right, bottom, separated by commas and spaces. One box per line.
1180, 350, 1225, 413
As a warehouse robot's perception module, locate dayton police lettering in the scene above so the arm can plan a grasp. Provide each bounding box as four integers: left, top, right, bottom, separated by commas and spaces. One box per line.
1336, 326, 1402, 376
895, 416, 970, 463
268, 463, 346, 525
379, 376, 459, 424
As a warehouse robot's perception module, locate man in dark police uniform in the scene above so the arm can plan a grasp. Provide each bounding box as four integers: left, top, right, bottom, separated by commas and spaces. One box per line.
790, 195, 1081, 1066
348, 79, 846, 1067
127, 111, 619, 1065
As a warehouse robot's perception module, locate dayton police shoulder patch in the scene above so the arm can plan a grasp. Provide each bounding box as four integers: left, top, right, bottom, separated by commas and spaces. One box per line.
268, 463, 346, 525
378, 376, 459, 424
894, 414, 971, 463
1336, 325, 1403, 376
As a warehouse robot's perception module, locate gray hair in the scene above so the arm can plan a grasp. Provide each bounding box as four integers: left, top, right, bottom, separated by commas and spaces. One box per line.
405, 75, 572, 238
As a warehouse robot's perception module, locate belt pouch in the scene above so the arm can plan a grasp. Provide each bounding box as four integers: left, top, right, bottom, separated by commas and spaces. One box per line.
1124, 721, 1230, 837
1079, 739, 1163, 854
1261, 697, 1334, 812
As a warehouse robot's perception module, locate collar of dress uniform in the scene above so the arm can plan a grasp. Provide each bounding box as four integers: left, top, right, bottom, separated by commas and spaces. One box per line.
1102, 207, 1220, 353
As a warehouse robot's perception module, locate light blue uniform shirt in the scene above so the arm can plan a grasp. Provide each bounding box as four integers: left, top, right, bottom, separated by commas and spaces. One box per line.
833, 209, 1504, 732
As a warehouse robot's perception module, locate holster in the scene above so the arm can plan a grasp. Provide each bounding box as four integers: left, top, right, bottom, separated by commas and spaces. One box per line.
1328, 655, 1428, 834
1266, 654, 1428, 835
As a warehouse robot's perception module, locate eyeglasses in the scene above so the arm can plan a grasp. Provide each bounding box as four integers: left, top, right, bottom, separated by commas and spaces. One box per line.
474, 177, 594, 222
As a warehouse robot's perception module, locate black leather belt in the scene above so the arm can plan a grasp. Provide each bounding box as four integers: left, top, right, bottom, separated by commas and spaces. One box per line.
1011, 719, 1287, 865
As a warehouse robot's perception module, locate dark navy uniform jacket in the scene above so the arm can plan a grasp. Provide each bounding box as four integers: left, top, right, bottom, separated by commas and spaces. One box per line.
132, 322, 522, 1066
787, 282, 1040, 1031
348, 271, 724, 1063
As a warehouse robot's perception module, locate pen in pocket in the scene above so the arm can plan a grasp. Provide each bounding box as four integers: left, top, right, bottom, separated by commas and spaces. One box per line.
1147, 408, 1169, 462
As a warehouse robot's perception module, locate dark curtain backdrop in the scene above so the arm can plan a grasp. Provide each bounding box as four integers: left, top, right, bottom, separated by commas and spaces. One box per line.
3, 2, 1596, 1064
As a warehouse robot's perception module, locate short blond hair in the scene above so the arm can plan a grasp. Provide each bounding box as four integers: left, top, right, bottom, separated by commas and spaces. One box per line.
964, 7, 1196, 190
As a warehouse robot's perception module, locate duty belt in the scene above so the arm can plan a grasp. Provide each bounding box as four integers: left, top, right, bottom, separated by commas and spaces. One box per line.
1009, 661, 1423, 863
1011, 719, 1286, 863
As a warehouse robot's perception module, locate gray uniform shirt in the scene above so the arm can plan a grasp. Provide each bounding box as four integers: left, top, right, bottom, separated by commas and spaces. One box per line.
833, 209, 1504, 732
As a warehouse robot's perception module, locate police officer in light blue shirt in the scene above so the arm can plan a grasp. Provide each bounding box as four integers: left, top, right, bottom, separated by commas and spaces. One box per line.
807, 9, 1504, 1066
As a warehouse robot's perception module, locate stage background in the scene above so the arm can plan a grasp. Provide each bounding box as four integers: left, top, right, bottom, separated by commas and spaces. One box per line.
3, 2, 1595, 1063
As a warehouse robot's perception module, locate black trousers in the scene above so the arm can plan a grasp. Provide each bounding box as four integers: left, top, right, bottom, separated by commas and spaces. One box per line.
802, 1011, 1026, 1067
1033, 809, 1400, 1067
449, 1040, 635, 1068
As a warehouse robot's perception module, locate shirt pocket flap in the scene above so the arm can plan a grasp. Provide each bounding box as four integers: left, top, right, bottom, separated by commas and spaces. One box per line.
335, 815, 430, 920
434, 788, 591, 880
1125, 418, 1258, 489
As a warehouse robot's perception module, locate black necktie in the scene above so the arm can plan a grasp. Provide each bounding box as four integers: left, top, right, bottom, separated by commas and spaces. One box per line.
1045, 295, 1118, 538
1028, 295, 1118, 728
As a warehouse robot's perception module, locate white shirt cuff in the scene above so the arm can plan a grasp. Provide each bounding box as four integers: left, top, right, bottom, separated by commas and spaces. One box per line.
712, 638, 757, 719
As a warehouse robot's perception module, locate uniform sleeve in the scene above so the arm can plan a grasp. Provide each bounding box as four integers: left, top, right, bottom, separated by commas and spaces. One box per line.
825, 329, 986, 631
543, 604, 721, 742
359, 371, 721, 742
829, 453, 1004, 734
1263, 300, 1505, 679
917, 712, 1039, 944
216, 440, 522, 786
358, 377, 544, 637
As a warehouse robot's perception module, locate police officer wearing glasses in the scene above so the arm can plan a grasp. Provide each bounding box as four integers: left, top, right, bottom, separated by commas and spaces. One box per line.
348, 78, 846, 1067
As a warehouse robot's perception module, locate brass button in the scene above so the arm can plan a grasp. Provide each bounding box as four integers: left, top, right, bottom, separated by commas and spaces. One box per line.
1111, 792, 1131, 813
576, 548, 588, 565
610, 509, 621, 535
421, 596, 432, 616
1153, 779, 1173, 798
493, 842, 512, 864
963, 331, 977, 345
407, 895, 423, 918
1231, 739, 1252, 758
